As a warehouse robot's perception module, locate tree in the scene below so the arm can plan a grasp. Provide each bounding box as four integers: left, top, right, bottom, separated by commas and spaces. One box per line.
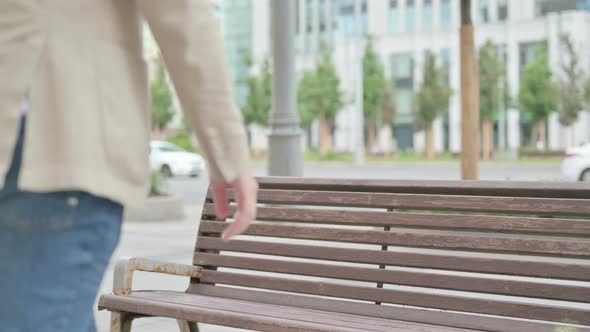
363, 36, 388, 150
242, 58, 272, 127
479, 40, 510, 160
558, 34, 585, 147
518, 43, 558, 151
460, 0, 479, 179
414, 52, 452, 160
298, 53, 344, 156
585, 74, 590, 110
378, 81, 396, 155
151, 62, 175, 132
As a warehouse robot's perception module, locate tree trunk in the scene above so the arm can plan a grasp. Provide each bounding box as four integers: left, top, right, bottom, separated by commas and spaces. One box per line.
530, 123, 539, 149
538, 120, 547, 151
482, 121, 494, 161
460, 0, 480, 180
426, 126, 436, 160
382, 124, 394, 156
319, 115, 332, 156
368, 124, 376, 153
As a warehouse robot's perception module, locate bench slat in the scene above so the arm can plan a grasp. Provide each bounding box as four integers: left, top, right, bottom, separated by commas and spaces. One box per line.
256, 177, 590, 199
207, 189, 590, 216
199, 270, 590, 325
195, 237, 590, 281
198, 221, 590, 258
189, 284, 590, 332
195, 253, 590, 302
202, 204, 590, 236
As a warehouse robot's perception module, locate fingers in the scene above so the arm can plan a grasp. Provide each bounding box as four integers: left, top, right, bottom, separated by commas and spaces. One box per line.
211, 181, 230, 220
222, 173, 258, 240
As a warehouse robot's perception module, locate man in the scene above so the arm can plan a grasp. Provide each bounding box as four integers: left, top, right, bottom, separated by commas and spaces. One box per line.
0, 1, 258, 331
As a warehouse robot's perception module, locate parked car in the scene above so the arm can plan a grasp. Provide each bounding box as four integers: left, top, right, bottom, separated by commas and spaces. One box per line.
150, 141, 205, 178
561, 142, 590, 182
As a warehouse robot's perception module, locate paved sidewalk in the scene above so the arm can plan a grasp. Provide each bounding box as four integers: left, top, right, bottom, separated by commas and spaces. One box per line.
95, 205, 248, 332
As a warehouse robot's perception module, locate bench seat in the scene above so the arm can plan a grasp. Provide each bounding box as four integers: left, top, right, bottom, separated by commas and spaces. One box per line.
100, 290, 481, 332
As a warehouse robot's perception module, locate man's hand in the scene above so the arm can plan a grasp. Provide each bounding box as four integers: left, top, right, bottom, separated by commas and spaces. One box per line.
210, 172, 259, 241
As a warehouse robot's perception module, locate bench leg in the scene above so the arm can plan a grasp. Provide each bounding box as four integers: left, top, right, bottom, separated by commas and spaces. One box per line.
111, 312, 134, 332
177, 320, 200, 332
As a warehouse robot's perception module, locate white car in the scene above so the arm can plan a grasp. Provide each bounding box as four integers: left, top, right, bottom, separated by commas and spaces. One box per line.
150, 141, 205, 178
561, 143, 590, 182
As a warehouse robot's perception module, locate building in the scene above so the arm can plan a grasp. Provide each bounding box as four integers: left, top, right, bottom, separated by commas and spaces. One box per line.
221, 0, 590, 153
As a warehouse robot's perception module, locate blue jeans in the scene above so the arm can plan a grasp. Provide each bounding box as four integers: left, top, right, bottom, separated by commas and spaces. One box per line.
0, 118, 123, 332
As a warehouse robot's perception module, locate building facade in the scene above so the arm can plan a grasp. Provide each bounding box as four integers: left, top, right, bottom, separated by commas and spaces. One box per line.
221, 0, 590, 153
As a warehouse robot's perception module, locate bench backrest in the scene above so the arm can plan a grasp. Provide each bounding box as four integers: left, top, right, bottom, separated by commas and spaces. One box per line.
191, 177, 590, 331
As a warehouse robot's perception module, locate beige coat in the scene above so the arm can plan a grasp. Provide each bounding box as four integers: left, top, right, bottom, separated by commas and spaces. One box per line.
0, 0, 250, 206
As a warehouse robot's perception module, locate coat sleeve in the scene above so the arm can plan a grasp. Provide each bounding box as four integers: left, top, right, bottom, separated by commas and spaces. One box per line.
138, 0, 250, 182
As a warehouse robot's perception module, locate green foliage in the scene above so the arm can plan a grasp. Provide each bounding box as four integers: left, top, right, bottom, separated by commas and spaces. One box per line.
242, 58, 272, 126
379, 81, 396, 125
363, 37, 388, 126
151, 62, 175, 131
166, 134, 194, 152
414, 52, 452, 130
479, 40, 511, 122
150, 170, 167, 195
518, 43, 559, 123
558, 34, 585, 127
298, 53, 344, 129
584, 73, 590, 109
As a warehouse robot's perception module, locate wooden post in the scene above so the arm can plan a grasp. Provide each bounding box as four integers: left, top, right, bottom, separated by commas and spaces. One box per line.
460, 0, 480, 179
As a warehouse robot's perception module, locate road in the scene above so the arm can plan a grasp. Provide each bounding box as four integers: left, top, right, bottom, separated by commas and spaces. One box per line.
167, 163, 566, 205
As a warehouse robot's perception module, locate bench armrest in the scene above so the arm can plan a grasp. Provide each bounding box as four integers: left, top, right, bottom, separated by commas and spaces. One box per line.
113, 257, 202, 295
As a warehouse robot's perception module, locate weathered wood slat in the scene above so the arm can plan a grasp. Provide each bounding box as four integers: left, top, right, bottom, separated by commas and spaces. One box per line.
202, 204, 590, 236
198, 270, 590, 325
125, 291, 474, 332
189, 284, 590, 332
256, 177, 590, 199
194, 253, 590, 302
99, 293, 363, 332
198, 221, 590, 258
206, 189, 590, 216
195, 237, 590, 281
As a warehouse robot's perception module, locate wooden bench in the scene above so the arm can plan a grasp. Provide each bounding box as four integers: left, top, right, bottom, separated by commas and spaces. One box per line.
99, 177, 590, 332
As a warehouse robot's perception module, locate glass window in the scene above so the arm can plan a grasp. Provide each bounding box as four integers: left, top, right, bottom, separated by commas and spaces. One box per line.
535, 0, 578, 16
389, 0, 400, 33
440, 48, 451, 83
498, 0, 508, 21
393, 54, 413, 79
578, 0, 590, 10
441, 0, 452, 29
423, 0, 433, 31
333, 0, 367, 37
479, 0, 489, 23
406, 0, 416, 33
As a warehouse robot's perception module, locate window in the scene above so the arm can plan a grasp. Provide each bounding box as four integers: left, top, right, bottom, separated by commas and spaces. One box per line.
479, 0, 489, 23
423, 0, 433, 31
535, 0, 578, 16
392, 54, 413, 80
319, 0, 330, 50
440, 48, 451, 83
441, 0, 452, 29
389, 0, 400, 33
579, 0, 590, 10
334, 0, 367, 37
498, 0, 508, 21
406, 0, 416, 32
